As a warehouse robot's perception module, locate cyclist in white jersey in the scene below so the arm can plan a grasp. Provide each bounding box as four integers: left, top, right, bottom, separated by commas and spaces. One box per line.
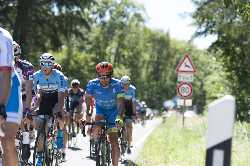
0, 27, 22, 166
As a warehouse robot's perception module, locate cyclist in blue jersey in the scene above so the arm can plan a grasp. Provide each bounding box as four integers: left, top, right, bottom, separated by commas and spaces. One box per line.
0, 27, 22, 166
85, 62, 125, 166
31, 53, 65, 165
120, 75, 136, 154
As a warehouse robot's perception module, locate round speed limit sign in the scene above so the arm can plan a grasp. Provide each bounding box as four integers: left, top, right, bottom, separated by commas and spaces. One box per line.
177, 82, 192, 98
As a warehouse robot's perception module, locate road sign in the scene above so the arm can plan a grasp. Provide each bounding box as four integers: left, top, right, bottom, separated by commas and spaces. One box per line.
177, 99, 192, 106
177, 73, 194, 82
176, 54, 196, 73
177, 82, 193, 98
206, 95, 235, 166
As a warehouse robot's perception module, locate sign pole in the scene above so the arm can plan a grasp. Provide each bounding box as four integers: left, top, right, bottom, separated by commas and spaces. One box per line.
182, 99, 186, 127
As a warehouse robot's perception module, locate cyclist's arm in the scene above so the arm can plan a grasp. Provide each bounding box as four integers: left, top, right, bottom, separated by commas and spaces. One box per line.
0, 38, 12, 105
85, 80, 95, 115
0, 71, 11, 104
25, 80, 33, 109
79, 89, 84, 105
58, 91, 64, 112
85, 93, 93, 115
132, 88, 137, 115
117, 93, 125, 117
57, 73, 66, 112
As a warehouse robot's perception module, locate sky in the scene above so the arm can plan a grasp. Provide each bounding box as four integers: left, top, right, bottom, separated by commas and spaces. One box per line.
133, 0, 217, 49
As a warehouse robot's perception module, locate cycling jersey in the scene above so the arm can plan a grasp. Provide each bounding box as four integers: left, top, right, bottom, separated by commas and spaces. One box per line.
86, 78, 124, 110
63, 75, 68, 91
124, 85, 136, 101
32, 69, 65, 92
14, 59, 34, 100
124, 85, 136, 117
14, 59, 34, 81
86, 78, 124, 129
68, 88, 84, 112
68, 88, 84, 102
0, 27, 22, 124
0, 27, 13, 71
32, 69, 65, 115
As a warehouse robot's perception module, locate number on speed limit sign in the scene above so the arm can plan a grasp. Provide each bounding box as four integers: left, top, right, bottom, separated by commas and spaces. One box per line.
177, 82, 192, 98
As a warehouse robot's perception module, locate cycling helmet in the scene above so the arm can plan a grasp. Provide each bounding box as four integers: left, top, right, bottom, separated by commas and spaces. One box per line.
39, 53, 55, 68
71, 79, 80, 87
121, 75, 131, 85
53, 63, 62, 71
13, 41, 21, 56
96, 62, 113, 76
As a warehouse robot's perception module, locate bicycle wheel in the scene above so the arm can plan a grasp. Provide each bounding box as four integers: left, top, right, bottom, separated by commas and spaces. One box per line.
100, 140, 107, 166
105, 141, 111, 166
120, 128, 127, 157
95, 141, 101, 166
33, 130, 47, 166
90, 138, 95, 159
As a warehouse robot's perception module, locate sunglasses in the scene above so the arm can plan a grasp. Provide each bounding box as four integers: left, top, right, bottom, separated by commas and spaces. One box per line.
72, 84, 79, 88
123, 83, 130, 86
40, 61, 53, 68
98, 75, 111, 80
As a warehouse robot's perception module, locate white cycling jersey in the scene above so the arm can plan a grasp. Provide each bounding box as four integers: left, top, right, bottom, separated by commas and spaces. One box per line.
0, 27, 22, 124
0, 27, 14, 70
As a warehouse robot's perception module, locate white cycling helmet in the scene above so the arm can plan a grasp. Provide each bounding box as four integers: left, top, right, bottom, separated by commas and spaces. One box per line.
13, 41, 21, 56
39, 53, 55, 68
121, 75, 131, 85
71, 79, 80, 87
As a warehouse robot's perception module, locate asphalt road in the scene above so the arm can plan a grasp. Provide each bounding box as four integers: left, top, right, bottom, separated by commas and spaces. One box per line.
61, 118, 161, 166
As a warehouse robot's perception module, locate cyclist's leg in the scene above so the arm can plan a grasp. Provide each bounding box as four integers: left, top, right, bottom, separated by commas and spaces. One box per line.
34, 115, 48, 152
75, 105, 83, 133
125, 118, 133, 147
106, 110, 120, 166
63, 111, 69, 148
2, 74, 22, 166
93, 112, 104, 140
1, 122, 19, 166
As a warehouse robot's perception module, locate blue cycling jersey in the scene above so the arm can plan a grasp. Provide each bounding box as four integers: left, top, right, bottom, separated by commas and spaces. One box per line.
86, 78, 124, 110
32, 69, 65, 92
63, 75, 68, 90
124, 85, 136, 101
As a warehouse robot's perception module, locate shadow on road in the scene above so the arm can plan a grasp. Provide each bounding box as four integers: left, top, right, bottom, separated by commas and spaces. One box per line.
68, 147, 82, 151
121, 160, 138, 166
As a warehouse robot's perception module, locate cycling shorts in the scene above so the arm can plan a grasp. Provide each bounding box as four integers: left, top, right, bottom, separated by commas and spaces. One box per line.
96, 107, 117, 129
6, 72, 22, 124
38, 91, 58, 116
124, 99, 133, 118
69, 100, 82, 114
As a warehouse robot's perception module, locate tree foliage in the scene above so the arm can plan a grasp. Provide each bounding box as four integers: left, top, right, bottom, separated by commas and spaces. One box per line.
0, 0, 94, 58
192, 0, 250, 121
0, 0, 228, 112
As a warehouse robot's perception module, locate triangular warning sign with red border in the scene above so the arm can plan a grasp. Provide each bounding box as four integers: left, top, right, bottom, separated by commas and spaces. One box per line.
176, 54, 196, 73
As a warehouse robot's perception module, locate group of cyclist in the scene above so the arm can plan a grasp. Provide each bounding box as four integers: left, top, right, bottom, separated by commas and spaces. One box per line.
0, 27, 139, 166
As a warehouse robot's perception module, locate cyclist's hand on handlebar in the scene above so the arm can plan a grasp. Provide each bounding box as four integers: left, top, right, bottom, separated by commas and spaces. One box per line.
0, 104, 7, 121
115, 115, 123, 128
23, 108, 33, 120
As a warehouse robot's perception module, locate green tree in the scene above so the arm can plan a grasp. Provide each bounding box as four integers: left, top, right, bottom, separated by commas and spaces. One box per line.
192, 0, 250, 121
0, 0, 94, 59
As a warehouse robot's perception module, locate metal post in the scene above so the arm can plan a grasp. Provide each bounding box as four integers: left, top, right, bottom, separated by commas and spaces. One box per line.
182, 99, 185, 127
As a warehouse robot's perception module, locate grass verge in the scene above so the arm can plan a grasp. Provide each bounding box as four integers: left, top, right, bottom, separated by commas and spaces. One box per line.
136, 114, 250, 166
